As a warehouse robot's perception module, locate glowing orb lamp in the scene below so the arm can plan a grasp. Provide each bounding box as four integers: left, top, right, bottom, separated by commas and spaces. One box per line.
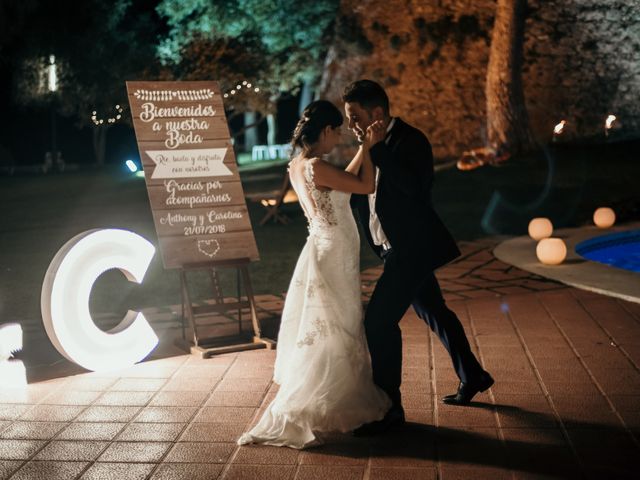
593, 207, 615, 229
528, 217, 553, 241
41, 229, 158, 372
536, 238, 567, 265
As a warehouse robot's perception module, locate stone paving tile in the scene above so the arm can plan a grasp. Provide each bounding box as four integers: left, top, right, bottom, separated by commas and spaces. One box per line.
0, 460, 23, 480
177, 364, 229, 376
496, 409, 559, 429
114, 364, 180, 379
234, 445, 299, 464
40, 390, 103, 406
97, 441, 172, 463
216, 377, 272, 392
501, 428, 568, 446
404, 408, 433, 424
116, 422, 185, 442
162, 377, 220, 392
224, 366, 273, 380
369, 467, 437, 480
507, 448, 582, 479
55, 422, 125, 441
437, 408, 499, 428
179, 422, 246, 443
109, 378, 167, 391
0, 405, 31, 422
222, 465, 295, 480
298, 440, 368, 466
34, 440, 107, 461
440, 466, 513, 479
164, 442, 235, 463
205, 390, 265, 407
0, 439, 46, 460
9, 460, 88, 480
80, 462, 155, 480
62, 377, 117, 391
134, 406, 198, 423
93, 391, 155, 406
402, 394, 432, 410
149, 390, 209, 407
194, 406, 256, 424
0, 421, 67, 440
75, 406, 141, 423
294, 465, 364, 480
149, 463, 224, 480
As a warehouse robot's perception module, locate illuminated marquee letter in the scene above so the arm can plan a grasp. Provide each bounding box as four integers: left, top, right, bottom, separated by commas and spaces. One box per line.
41, 229, 158, 372
0, 323, 26, 388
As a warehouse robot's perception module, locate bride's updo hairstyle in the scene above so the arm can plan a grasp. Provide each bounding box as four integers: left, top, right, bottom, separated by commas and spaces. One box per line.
290, 100, 343, 157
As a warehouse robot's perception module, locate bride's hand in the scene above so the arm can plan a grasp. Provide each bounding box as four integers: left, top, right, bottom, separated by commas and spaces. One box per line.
364, 120, 386, 148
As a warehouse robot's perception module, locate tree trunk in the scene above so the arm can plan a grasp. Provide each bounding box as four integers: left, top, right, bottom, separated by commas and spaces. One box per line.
298, 79, 313, 116
486, 0, 536, 155
243, 111, 258, 151
266, 114, 276, 146
92, 126, 109, 166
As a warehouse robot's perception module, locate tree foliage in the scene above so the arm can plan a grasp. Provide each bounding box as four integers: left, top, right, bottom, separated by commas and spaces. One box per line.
156, 0, 340, 112
11, 0, 163, 129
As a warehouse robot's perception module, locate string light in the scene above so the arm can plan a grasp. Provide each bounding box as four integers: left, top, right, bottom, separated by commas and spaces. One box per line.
91, 105, 125, 126
553, 120, 566, 135
222, 80, 264, 99
605, 114, 616, 129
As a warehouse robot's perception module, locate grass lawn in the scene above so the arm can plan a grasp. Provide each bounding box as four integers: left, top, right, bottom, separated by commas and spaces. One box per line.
0, 139, 638, 331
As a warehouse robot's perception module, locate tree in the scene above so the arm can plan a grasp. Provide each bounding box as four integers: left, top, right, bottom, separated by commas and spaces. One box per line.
0, 0, 38, 64
10, 0, 164, 164
458, 0, 535, 170
485, 0, 536, 156
161, 33, 275, 136
156, 0, 340, 118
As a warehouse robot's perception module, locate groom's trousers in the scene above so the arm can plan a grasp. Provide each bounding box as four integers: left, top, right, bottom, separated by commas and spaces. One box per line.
364, 249, 485, 408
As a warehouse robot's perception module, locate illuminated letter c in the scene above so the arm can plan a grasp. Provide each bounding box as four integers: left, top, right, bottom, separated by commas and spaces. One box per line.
41, 229, 158, 372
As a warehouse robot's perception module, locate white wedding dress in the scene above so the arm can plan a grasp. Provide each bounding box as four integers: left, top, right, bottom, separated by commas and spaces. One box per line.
238, 158, 390, 449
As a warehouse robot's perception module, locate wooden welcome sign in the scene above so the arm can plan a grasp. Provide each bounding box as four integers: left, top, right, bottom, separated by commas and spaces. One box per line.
126, 81, 259, 269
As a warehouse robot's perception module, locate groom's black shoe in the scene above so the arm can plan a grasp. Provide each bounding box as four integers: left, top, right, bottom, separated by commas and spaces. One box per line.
352, 405, 405, 437
442, 372, 494, 406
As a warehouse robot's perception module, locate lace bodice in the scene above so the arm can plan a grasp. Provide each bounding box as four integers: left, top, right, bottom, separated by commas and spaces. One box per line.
289, 158, 355, 238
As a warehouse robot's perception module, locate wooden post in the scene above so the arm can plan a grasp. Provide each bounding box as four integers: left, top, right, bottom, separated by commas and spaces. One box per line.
179, 259, 275, 357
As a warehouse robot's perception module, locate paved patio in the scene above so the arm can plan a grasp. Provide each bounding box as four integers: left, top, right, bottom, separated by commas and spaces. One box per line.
1, 241, 639, 479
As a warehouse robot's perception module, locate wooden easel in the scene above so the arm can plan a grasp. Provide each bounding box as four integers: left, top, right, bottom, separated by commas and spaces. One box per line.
179, 258, 275, 357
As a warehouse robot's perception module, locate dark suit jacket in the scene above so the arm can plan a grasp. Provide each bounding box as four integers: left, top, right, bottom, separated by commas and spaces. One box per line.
352, 118, 460, 271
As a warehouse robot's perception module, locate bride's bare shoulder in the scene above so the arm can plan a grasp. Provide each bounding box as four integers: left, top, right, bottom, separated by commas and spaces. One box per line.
291, 157, 332, 191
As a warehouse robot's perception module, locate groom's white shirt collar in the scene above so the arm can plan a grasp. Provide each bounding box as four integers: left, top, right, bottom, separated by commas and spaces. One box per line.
369, 117, 396, 251
385, 117, 396, 143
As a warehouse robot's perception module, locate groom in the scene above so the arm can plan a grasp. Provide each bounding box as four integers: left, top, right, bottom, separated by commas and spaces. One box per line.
343, 80, 494, 434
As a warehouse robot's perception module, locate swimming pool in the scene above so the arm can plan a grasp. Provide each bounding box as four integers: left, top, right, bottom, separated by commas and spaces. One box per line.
576, 229, 640, 273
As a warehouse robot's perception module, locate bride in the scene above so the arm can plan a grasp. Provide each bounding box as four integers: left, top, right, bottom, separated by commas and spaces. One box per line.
238, 100, 391, 449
